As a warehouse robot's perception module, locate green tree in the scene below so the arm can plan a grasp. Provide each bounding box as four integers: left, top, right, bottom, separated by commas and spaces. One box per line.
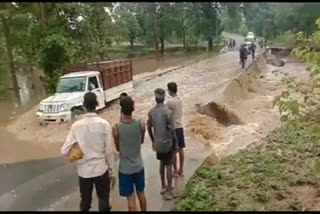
0, 3, 34, 104
192, 2, 223, 51
167, 2, 196, 49
114, 3, 142, 50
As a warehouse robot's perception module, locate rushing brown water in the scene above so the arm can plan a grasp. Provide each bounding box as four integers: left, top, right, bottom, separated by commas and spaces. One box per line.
0, 52, 208, 124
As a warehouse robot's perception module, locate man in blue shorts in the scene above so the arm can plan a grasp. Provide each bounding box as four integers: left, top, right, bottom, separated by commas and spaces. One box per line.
112, 96, 147, 211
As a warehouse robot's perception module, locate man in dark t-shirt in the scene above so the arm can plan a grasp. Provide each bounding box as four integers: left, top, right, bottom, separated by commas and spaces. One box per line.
147, 88, 177, 200
239, 44, 248, 69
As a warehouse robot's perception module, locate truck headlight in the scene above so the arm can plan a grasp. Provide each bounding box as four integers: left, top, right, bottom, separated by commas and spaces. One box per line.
39, 104, 44, 112
60, 103, 69, 112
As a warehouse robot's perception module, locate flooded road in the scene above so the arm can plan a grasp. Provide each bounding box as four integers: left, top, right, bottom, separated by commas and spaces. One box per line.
0, 51, 210, 165
0, 34, 272, 211
0, 51, 209, 123
0, 47, 250, 211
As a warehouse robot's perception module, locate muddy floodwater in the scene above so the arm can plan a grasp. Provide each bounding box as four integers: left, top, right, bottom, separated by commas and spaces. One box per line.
0, 51, 210, 165
0, 51, 209, 123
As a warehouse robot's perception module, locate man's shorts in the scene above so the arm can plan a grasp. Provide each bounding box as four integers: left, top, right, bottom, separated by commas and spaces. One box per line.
175, 128, 186, 149
118, 168, 145, 197
157, 149, 174, 165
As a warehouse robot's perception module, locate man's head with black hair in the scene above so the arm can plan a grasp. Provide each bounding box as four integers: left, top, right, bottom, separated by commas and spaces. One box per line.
167, 82, 177, 96
83, 92, 98, 112
120, 96, 135, 116
154, 88, 165, 104
119, 92, 128, 99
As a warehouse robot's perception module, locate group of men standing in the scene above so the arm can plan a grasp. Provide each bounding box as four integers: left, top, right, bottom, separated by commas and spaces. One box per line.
61, 82, 185, 211
228, 38, 236, 49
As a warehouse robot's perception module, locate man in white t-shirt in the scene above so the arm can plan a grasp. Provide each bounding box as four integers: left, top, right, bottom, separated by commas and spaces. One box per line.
61, 92, 114, 211
166, 82, 185, 177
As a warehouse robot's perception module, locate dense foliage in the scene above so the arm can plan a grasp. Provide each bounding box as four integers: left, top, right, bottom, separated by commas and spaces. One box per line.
1, 2, 320, 97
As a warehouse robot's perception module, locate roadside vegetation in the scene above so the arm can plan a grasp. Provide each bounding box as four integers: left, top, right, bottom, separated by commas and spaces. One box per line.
176, 17, 320, 211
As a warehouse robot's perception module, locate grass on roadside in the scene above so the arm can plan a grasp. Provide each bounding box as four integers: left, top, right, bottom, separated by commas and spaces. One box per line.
176, 117, 320, 211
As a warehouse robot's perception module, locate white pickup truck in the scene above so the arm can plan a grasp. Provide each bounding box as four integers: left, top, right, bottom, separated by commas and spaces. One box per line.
36, 59, 134, 123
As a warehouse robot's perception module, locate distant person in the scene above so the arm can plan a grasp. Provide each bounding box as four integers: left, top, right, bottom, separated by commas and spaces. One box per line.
61, 92, 114, 212
259, 39, 263, 49
112, 96, 147, 211
167, 82, 185, 177
119, 92, 128, 121
250, 43, 256, 60
239, 44, 248, 69
233, 39, 236, 48
147, 88, 177, 200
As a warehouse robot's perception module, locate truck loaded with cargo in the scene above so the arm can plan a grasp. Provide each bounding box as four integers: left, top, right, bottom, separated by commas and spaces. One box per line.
36, 59, 134, 123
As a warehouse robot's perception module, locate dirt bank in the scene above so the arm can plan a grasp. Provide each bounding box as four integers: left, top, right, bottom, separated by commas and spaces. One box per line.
177, 118, 320, 211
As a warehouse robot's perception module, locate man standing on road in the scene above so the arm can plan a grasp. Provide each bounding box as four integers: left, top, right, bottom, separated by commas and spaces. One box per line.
61, 92, 114, 212
112, 96, 147, 211
166, 82, 185, 177
147, 88, 177, 200
239, 44, 248, 69
250, 43, 256, 60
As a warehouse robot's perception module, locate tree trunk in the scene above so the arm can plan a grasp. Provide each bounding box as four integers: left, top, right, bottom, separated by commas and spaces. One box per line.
208, 37, 213, 52
37, 2, 49, 28
160, 36, 164, 57
130, 37, 134, 50
1, 16, 21, 105
182, 30, 186, 49
152, 3, 160, 60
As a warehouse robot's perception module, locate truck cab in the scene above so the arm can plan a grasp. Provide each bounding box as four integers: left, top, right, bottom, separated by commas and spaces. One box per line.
36, 59, 133, 123
36, 71, 105, 123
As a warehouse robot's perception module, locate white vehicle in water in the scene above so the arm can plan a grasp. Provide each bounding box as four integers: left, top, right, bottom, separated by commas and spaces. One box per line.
247, 32, 255, 40
36, 59, 134, 123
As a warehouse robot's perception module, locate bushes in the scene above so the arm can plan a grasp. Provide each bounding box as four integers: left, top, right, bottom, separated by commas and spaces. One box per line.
176, 118, 320, 211
272, 31, 296, 46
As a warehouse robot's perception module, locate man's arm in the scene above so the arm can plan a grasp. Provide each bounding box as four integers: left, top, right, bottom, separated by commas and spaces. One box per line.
105, 123, 115, 171
147, 112, 155, 151
112, 124, 120, 152
61, 127, 77, 156
166, 99, 173, 112
140, 119, 146, 144
167, 110, 178, 144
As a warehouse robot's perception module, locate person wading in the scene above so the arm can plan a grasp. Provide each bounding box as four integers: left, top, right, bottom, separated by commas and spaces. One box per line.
61, 92, 114, 212
166, 82, 185, 177
147, 88, 178, 200
239, 44, 249, 69
112, 96, 147, 211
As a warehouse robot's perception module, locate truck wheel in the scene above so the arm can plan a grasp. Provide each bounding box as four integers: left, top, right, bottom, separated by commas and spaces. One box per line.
71, 107, 85, 120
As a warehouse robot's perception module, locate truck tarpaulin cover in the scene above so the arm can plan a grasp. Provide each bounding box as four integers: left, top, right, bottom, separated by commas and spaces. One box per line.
63, 59, 133, 90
